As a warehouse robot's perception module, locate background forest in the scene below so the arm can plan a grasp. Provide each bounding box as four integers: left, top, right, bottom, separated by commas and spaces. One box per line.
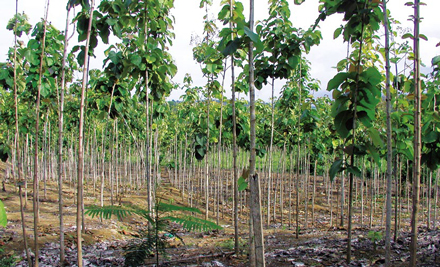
0, 0, 439, 266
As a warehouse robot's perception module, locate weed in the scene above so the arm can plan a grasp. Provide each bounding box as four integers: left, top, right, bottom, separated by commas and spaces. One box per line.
0, 248, 17, 267
367, 231, 382, 251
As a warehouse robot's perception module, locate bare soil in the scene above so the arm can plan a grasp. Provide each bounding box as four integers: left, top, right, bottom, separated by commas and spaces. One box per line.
1, 162, 439, 266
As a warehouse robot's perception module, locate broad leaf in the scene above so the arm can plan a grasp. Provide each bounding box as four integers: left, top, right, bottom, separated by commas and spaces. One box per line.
422, 130, 438, 143
221, 38, 242, 57
333, 27, 343, 39
368, 128, 384, 147
334, 110, 352, 138
327, 72, 350, 91
346, 166, 361, 177
366, 143, 381, 167
432, 55, 440, 66
243, 26, 263, 51
238, 176, 248, 191
329, 159, 343, 182
0, 200, 6, 227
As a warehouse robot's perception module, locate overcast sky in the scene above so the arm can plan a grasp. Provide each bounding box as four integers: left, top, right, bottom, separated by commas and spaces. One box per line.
1, 0, 439, 101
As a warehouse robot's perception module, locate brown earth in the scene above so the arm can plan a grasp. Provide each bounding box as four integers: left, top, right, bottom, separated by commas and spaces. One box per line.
1, 161, 439, 266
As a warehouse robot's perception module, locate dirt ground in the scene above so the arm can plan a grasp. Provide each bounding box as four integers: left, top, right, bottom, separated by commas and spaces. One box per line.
1, 162, 439, 266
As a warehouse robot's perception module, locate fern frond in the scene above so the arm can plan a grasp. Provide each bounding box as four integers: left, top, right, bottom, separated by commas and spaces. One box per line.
85, 205, 132, 220
162, 215, 222, 232
156, 202, 201, 214
85, 205, 151, 221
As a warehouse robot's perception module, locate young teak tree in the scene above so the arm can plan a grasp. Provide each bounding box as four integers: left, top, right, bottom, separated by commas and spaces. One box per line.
410, 0, 422, 266
75, 1, 95, 266
248, 0, 265, 266
33, 2, 50, 266
381, 0, 393, 265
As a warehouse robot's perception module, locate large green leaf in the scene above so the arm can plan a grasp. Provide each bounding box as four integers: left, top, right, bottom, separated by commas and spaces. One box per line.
361, 67, 382, 86
237, 176, 248, 191
333, 27, 343, 39
327, 72, 350, 91
329, 159, 343, 182
334, 110, 352, 138
368, 128, 384, 147
366, 143, 381, 167
0, 200, 6, 227
288, 56, 299, 69
243, 26, 263, 51
221, 38, 242, 57
422, 130, 438, 144
346, 166, 361, 177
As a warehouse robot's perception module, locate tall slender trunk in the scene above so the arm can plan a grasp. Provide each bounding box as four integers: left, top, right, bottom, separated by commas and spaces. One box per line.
77, 2, 95, 266
205, 87, 210, 220
346, 7, 367, 261
248, 1, 265, 265
267, 77, 275, 227
216, 68, 225, 225
57, 6, 71, 264
410, 1, 421, 266
427, 171, 432, 230
340, 169, 345, 227
13, 1, 31, 264
33, 3, 50, 266
382, 0, 393, 264
229, 0, 239, 255
312, 160, 317, 226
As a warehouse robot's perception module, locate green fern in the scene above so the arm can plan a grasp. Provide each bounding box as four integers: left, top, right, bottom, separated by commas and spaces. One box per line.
162, 215, 222, 232
157, 202, 201, 214
85, 205, 153, 222
85, 200, 222, 267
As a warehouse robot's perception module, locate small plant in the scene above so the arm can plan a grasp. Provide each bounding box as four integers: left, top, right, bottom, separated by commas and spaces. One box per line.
0, 248, 17, 267
367, 231, 382, 251
86, 201, 222, 267
218, 237, 246, 252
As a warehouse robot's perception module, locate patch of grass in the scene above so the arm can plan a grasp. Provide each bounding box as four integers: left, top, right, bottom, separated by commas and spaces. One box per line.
367, 231, 382, 251
217, 237, 246, 252
0, 248, 17, 267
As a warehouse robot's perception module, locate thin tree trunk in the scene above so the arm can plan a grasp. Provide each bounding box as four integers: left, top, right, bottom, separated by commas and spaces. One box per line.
77, 1, 95, 265
57, 6, 71, 264
410, 1, 421, 265
267, 77, 275, 227
12, 1, 31, 265
33, 2, 50, 265
340, 169, 345, 227
229, 0, 239, 254
382, 0, 393, 263
205, 88, 210, 220
248, 1, 264, 265
427, 171, 432, 230
312, 160, 317, 226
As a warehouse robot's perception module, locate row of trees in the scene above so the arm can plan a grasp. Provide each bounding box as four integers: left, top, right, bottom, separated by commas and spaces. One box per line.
0, 0, 439, 266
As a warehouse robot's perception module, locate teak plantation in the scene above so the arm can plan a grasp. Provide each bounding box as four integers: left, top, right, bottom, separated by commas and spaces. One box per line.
0, 0, 439, 266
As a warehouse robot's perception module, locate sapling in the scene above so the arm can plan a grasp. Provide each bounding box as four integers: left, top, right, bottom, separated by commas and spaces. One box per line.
367, 230, 382, 251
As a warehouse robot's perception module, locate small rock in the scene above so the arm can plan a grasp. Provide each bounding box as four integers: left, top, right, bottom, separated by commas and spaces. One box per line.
291, 262, 305, 267
212, 260, 225, 267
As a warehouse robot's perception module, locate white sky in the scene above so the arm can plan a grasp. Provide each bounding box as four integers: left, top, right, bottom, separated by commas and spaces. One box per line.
1, 0, 439, 101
